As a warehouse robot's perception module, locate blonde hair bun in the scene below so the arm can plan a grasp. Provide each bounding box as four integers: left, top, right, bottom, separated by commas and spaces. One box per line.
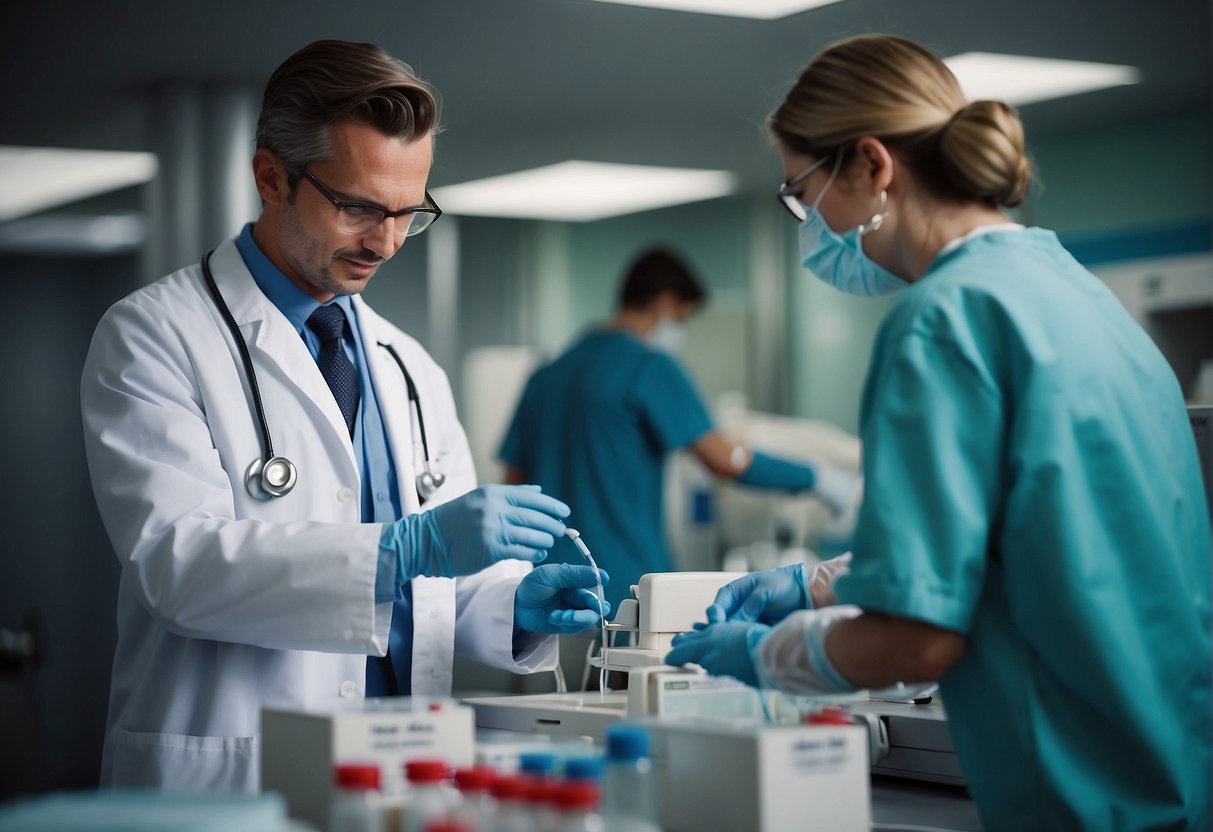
938, 100, 1031, 207
770, 34, 1033, 209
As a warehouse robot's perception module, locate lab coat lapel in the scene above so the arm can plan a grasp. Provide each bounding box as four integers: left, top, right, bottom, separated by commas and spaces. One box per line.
206, 238, 358, 476
353, 298, 456, 695
355, 299, 423, 517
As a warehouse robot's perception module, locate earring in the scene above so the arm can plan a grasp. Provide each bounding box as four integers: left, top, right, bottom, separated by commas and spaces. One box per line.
858, 190, 888, 236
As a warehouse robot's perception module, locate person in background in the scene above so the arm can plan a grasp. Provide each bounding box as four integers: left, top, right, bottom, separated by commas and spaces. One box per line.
666, 34, 1210, 830
499, 247, 856, 613
80, 40, 606, 794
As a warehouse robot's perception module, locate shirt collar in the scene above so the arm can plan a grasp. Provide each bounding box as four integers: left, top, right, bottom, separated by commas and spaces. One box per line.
937, 223, 1025, 258
234, 223, 355, 333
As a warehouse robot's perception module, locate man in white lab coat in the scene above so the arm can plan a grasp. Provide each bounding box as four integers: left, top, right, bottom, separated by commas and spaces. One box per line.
80, 39, 607, 793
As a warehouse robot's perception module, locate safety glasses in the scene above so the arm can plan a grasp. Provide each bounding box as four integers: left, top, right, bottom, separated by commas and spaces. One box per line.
300, 168, 442, 238
776, 154, 834, 222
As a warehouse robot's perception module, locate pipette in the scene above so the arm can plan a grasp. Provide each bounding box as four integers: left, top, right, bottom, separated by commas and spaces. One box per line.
565, 527, 608, 697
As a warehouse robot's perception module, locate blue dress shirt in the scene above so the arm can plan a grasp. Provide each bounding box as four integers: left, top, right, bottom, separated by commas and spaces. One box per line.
233, 225, 411, 695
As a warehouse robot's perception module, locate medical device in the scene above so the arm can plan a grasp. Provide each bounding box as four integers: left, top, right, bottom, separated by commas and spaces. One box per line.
464, 572, 758, 742
462, 569, 964, 790
201, 249, 445, 502
564, 528, 609, 694
600, 572, 747, 671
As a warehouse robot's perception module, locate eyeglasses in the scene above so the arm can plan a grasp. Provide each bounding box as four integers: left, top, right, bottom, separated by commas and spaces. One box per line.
776, 154, 834, 222
299, 168, 442, 237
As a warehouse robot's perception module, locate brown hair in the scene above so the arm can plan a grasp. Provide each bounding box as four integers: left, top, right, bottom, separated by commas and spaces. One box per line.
770, 35, 1031, 207
618, 247, 708, 311
255, 40, 440, 185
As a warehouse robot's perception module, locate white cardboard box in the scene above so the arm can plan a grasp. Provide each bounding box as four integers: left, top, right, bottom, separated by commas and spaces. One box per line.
638, 716, 871, 832
260, 697, 474, 828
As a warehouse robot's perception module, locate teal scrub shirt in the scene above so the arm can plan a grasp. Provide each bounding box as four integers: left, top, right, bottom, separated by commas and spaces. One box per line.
499, 330, 713, 609
834, 228, 1211, 830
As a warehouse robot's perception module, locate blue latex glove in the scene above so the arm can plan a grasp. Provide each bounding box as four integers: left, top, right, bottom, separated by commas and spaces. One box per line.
737, 452, 858, 516
664, 620, 772, 688
706, 563, 808, 625
514, 564, 611, 635
380, 484, 570, 580
736, 451, 817, 491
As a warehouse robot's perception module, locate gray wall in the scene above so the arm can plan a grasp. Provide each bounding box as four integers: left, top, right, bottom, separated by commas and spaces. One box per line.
0, 252, 138, 794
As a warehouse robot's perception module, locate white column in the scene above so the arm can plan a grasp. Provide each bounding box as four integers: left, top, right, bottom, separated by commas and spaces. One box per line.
427, 216, 460, 374
141, 81, 258, 283
747, 198, 789, 413
204, 84, 259, 247
142, 83, 204, 282
525, 220, 572, 353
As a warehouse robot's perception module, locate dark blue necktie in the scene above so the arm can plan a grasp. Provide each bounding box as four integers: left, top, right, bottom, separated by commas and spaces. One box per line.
306, 304, 360, 436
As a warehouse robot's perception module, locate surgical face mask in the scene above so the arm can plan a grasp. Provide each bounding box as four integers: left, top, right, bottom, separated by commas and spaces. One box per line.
797, 160, 908, 298
649, 316, 687, 353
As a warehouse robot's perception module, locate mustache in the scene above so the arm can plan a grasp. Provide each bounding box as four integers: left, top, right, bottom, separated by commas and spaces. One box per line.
335, 250, 384, 266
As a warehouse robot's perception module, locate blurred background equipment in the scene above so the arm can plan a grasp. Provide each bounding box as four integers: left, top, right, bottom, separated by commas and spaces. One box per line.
664, 393, 862, 575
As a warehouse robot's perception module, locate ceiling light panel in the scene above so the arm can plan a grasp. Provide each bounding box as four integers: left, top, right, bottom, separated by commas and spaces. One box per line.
0, 146, 157, 223
944, 53, 1141, 107
582, 0, 845, 20
432, 161, 736, 222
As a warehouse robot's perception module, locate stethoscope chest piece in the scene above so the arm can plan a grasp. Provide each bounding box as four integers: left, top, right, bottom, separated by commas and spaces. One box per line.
246, 455, 298, 501
416, 468, 447, 502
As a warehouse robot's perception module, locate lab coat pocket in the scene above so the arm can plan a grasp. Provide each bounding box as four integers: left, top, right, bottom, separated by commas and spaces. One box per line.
110, 727, 258, 794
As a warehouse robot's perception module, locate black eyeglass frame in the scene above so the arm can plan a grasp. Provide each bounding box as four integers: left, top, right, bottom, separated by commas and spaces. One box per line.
776, 152, 841, 222
299, 167, 442, 237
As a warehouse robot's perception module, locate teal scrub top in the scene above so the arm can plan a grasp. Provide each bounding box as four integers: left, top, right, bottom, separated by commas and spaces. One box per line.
499, 330, 713, 609
834, 228, 1211, 830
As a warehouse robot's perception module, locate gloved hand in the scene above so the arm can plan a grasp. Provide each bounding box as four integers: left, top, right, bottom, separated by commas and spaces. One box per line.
804, 551, 851, 609
514, 564, 612, 635
381, 484, 569, 580
706, 552, 853, 626
705, 563, 809, 625
735, 452, 859, 517
664, 620, 773, 688
754, 605, 862, 695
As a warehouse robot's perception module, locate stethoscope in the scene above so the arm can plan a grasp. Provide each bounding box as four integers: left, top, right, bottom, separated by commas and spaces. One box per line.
201, 250, 446, 503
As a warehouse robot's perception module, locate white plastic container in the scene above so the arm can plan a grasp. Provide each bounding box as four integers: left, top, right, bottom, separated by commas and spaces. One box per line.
555, 783, 605, 832
522, 774, 561, 832
403, 760, 457, 832
488, 775, 532, 832
600, 727, 660, 832
452, 767, 497, 830
329, 763, 386, 832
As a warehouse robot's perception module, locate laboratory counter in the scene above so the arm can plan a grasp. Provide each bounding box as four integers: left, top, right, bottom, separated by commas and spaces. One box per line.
870, 776, 982, 831
472, 724, 984, 832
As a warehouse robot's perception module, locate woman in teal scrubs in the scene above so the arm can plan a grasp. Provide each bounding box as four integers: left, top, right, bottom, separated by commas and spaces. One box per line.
666, 34, 1211, 830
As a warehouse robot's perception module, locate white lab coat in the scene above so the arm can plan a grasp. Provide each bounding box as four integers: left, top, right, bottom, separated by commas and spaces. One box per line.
80, 238, 556, 794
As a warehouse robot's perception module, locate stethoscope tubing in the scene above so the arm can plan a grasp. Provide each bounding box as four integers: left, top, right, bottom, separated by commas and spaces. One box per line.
378, 341, 433, 463
200, 249, 441, 501
202, 251, 277, 460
